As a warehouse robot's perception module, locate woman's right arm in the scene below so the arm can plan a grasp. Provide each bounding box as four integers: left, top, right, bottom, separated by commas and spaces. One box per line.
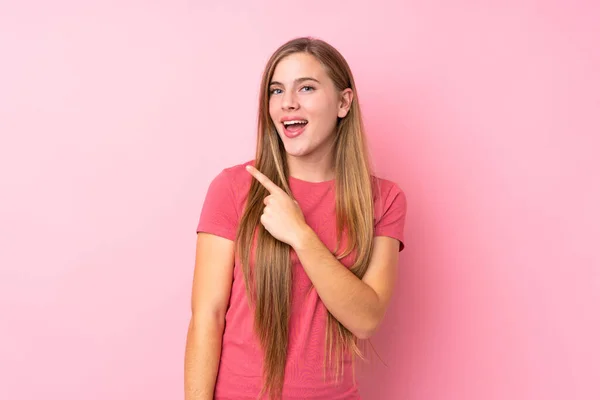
184, 232, 235, 400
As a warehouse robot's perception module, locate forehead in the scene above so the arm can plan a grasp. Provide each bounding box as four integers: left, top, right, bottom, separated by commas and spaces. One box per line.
271, 52, 328, 83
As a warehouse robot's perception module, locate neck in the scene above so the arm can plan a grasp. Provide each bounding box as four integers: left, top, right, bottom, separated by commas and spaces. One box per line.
286, 154, 335, 183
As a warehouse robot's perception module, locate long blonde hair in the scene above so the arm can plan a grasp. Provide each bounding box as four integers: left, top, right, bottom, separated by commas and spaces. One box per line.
235, 37, 378, 399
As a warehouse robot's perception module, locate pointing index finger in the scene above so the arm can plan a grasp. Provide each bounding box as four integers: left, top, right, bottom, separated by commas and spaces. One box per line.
245, 165, 282, 194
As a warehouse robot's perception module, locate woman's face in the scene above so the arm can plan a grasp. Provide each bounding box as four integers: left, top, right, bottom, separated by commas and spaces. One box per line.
268, 52, 352, 160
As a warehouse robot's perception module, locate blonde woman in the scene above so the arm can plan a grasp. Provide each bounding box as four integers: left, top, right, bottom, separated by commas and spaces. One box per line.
185, 37, 407, 400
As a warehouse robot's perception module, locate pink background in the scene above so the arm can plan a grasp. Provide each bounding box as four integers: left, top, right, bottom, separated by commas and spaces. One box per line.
1, 1, 599, 399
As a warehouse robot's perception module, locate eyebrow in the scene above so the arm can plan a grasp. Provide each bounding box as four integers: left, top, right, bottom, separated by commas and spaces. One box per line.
269, 77, 321, 86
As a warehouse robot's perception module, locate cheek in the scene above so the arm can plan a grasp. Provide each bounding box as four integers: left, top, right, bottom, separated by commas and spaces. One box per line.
307, 100, 338, 131
268, 101, 285, 138
268, 99, 278, 120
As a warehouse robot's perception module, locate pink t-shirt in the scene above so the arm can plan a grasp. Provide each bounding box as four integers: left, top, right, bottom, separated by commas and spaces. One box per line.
196, 160, 407, 400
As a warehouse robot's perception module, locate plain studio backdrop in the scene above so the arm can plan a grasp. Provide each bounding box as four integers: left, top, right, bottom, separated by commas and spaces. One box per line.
0, 1, 598, 399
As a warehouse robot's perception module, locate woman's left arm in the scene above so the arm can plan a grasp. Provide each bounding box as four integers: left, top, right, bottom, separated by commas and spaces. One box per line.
245, 165, 402, 339
293, 227, 400, 339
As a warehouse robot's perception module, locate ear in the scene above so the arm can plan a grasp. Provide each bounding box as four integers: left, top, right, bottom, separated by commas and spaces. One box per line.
337, 88, 353, 118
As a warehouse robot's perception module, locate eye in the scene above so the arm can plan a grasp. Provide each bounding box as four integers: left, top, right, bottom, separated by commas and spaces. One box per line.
269, 88, 282, 95
300, 86, 315, 92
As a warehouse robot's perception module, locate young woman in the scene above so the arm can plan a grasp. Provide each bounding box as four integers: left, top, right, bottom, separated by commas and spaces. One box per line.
184, 37, 407, 400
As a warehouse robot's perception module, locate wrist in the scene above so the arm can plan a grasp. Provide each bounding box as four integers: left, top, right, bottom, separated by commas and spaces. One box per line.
292, 224, 315, 251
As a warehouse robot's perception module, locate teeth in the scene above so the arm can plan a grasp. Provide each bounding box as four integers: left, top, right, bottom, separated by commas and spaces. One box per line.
283, 120, 308, 126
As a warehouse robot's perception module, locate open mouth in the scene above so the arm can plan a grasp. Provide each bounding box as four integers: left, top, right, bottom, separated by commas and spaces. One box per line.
282, 120, 308, 134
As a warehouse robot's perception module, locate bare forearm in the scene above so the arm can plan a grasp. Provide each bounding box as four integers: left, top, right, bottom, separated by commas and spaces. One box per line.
292, 227, 381, 339
184, 317, 224, 400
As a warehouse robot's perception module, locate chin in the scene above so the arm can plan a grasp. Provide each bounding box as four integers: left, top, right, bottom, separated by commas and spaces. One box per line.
283, 146, 313, 158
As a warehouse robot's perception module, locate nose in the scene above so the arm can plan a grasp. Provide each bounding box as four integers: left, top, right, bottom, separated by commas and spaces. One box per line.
281, 90, 299, 110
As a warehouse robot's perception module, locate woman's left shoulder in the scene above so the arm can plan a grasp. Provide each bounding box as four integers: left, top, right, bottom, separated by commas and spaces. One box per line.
370, 175, 406, 203
370, 175, 408, 249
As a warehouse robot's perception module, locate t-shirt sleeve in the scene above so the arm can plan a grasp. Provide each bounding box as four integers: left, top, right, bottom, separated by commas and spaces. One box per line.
196, 168, 238, 241
374, 183, 407, 252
